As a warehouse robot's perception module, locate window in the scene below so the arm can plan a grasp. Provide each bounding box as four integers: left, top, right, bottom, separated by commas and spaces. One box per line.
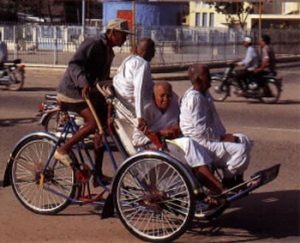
202, 12, 207, 27
195, 13, 201, 27
209, 13, 214, 27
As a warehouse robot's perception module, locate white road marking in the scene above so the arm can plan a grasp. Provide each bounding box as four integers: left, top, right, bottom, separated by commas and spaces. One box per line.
242, 126, 300, 133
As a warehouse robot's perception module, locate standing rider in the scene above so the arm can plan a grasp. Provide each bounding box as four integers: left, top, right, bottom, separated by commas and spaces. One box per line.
55, 19, 132, 186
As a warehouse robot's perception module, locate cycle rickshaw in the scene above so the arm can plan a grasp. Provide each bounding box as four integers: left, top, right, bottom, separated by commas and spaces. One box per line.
3, 83, 280, 242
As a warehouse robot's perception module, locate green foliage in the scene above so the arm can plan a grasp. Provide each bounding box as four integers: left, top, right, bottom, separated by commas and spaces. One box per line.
208, 1, 257, 29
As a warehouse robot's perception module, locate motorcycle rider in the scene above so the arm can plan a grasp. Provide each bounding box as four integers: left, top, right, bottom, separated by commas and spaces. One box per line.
234, 36, 259, 95
254, 34, 276, 97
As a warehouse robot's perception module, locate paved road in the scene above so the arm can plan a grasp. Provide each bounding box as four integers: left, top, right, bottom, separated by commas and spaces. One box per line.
0, 67, 299, 242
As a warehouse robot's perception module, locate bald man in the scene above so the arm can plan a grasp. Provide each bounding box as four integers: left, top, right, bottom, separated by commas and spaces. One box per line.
180, 64, 252, 188
134, 81, 224, 194
113, 38, 156, 129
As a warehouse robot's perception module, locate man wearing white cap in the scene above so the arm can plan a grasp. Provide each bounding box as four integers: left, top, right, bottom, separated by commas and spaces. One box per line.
235, 36, 259, 94
55, 18, 132, 186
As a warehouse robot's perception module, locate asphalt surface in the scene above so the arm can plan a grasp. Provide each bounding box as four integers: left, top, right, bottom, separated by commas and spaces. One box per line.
0, 67, 299, 242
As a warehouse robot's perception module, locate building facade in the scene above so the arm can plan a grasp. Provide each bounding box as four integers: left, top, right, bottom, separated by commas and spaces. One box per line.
102, 0, 188, 29
189, 1, 300, 29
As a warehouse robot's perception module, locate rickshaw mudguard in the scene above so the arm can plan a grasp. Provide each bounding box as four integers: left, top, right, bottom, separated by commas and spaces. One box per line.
112, 150, 201, 193
3, 131, 58, 187
102, 150, 201, 218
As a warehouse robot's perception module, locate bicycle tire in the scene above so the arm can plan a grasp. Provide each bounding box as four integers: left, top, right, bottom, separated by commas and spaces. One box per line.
113, 154, 195, 242
11, 134, 76, 214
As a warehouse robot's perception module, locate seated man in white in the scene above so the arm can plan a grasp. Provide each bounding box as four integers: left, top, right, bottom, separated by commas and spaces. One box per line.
113, 38, 155, 130
180, 64, 252, 188
133, 81, 224, 194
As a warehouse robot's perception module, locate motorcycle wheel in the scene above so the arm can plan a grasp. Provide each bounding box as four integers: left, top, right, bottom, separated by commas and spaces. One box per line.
259, 80, 281, 104
7, 68, 25, 91
210, 78, 229, 101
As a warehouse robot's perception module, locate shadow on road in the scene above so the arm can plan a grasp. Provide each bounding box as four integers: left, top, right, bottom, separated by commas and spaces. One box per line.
0, 117, 38, 127
19, 87, 56, 92
217, 99, 300, 105
189, 190, 300, 242
276, 99, 300, 105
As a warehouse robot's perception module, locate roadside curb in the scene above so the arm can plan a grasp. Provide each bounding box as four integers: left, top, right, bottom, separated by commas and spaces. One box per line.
24, 55, 300, 81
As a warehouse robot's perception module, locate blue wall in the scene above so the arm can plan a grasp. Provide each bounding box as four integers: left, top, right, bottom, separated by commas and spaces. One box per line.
103, 1, 186, 27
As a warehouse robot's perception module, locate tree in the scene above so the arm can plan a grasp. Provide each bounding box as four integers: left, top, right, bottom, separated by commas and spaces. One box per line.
0, 0, 102, 24
208, 1, 258, 29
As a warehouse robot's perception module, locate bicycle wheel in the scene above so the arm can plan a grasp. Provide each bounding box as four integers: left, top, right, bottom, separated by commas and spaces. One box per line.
7, 69, 25, 91
114, 154, 195, 242
11, 134, 76, 214
210, 78, 229, 101
259, 80, 281, 104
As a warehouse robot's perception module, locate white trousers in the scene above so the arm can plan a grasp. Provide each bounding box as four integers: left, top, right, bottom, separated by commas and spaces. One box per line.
204, 133, 252, 178
167, 137, 212, 168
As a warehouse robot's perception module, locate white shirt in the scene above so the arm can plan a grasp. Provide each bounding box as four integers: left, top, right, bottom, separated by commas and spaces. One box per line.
237, 46, 259, 71
113, 55, 154, 118
132, 92, 179, 146
180, 88, 226, 146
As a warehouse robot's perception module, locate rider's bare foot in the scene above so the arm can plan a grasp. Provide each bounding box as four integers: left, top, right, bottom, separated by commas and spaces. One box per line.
203, 195, 226, 208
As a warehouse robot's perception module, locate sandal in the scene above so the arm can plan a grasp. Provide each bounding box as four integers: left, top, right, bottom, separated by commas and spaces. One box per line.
54, 150, 72, 167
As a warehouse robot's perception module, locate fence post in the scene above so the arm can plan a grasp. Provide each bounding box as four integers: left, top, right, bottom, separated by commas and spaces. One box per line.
13, 25, 18, 59
54, 26, 58, 65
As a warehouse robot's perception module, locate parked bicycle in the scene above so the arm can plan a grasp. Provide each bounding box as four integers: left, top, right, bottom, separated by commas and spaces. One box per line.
210, 64, 282, 104
3, 83, 280, 242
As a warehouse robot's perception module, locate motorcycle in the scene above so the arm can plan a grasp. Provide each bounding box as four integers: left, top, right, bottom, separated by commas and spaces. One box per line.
210, 64, 282, 104
0, 59, 25, 91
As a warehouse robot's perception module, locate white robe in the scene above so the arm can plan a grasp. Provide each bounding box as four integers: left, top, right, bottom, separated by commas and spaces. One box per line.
113, 55, 154, 119
133, 94, 212, 168
180, 87, 252, 178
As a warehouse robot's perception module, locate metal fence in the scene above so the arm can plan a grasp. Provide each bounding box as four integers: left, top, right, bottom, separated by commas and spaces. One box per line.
1, 23, 299, 67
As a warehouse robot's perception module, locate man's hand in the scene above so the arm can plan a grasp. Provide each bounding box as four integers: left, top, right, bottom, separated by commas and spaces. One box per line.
221, 133, 239, 143
82, 84, 91, 99
137, 118, 148, 134
159, 125, 181, 139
